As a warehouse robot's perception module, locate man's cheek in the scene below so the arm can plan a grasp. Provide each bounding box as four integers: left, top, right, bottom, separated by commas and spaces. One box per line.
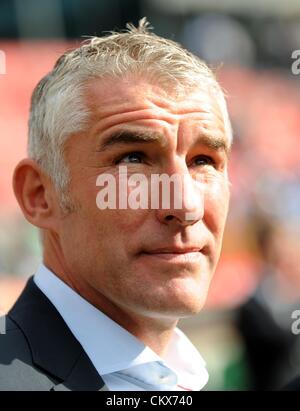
111, 208, 150, 231
205, 181, 229, 222
214, 180, 230, 219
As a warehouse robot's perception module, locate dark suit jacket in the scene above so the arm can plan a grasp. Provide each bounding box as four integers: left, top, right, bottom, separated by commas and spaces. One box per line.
282, 376, 300, 391
0, 277, 108, 391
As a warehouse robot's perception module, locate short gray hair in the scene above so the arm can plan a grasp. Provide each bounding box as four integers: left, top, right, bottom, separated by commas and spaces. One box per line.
28, 18, 232, 206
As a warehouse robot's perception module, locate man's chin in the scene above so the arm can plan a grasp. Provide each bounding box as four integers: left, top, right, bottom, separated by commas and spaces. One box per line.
139, 292, 208, 320
168, 278, 209, 311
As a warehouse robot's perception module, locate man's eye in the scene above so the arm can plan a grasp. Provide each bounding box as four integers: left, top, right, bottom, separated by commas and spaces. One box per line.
192, 155, 215, 167
116, 152, 144, 164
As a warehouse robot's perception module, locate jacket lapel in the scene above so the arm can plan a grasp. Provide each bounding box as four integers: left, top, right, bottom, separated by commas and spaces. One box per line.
51, 352, 109, 391
9, 277, 109, 391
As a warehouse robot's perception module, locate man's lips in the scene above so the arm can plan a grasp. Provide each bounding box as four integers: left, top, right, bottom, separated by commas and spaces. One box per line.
139, 246, 206, 263
144, 247, 203, 254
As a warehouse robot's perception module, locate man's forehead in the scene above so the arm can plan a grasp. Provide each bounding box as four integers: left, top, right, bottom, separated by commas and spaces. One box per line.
85, 75, 230, 152
86, 75, 222, 114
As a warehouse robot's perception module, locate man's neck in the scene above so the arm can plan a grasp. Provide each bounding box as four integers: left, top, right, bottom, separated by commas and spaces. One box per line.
43, 256, 178, 357
70, 276, 179, 357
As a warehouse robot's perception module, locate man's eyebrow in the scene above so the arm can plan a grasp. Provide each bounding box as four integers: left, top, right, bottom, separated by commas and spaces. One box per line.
96, 130, 165, 152
195, 133, 231, 156
96, 129, 231, 155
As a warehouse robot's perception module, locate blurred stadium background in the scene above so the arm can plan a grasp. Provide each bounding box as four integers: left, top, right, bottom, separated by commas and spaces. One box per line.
1, 0, 300, 390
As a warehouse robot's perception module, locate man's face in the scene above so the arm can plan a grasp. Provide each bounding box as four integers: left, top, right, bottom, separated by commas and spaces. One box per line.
57, 76, 230, 320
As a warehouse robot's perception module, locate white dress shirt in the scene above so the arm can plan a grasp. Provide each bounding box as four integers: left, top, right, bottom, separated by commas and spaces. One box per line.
34, 264, 209, 391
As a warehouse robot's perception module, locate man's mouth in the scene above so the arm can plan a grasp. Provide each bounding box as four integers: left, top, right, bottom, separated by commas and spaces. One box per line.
140, 246, 207, 263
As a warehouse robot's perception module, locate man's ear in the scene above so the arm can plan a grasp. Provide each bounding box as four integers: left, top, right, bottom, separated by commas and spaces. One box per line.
13, 159, 59, 229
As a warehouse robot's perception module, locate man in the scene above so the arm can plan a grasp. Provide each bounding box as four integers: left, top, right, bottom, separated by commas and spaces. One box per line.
0, 19, 231, 391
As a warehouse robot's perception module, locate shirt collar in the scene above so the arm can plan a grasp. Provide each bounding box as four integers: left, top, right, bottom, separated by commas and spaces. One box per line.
34, 264, 208, 389
163, 327, 208, 390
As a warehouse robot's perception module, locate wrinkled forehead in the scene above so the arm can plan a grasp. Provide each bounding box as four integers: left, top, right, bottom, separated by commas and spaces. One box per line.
85, 74, 230, 144
86, 74, 222, 110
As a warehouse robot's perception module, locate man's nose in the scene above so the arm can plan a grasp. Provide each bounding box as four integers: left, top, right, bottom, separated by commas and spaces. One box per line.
154, 169, 205, 227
